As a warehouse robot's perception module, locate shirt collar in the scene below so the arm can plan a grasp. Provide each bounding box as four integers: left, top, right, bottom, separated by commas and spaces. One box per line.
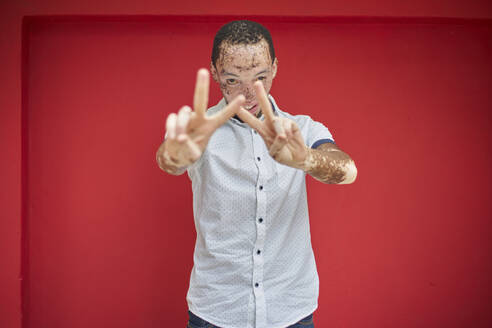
231, 96, 277, 124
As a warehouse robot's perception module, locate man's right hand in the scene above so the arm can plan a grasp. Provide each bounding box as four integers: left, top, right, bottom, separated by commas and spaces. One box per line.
156, 68, 245, 175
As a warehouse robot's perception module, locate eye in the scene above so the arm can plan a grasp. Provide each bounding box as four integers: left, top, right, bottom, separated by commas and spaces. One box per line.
226, 79, 238, 85
257, 76, 266, 81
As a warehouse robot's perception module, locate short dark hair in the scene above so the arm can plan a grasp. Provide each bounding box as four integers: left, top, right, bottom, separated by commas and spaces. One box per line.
211, 20, 276, 67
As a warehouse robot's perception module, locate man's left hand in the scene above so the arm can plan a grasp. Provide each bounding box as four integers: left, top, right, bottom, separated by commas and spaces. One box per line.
236, 81, 308, 170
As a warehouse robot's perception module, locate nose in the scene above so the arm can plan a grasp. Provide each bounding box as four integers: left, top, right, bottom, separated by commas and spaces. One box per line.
242, 83, 255, 103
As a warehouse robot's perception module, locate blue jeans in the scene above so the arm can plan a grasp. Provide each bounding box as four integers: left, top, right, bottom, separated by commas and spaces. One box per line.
187, 310, 314, 328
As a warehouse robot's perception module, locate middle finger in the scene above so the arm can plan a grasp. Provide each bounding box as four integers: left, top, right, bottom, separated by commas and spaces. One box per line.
253, 81, 274, 122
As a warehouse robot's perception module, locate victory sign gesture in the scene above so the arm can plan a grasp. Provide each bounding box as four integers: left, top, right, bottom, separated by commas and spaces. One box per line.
237, 81, 309, 170
157, 69, 245, 175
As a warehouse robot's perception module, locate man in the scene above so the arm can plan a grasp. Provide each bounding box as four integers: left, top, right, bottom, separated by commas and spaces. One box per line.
156, 20, 357, 328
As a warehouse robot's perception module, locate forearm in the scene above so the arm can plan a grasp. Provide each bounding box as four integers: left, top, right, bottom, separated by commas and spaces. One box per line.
302, 147, 357, 184
155, 141, 188, 176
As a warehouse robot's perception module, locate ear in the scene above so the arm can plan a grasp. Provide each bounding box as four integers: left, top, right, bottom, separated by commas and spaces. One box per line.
210, 62, 219, 82
272, 58, 278, 79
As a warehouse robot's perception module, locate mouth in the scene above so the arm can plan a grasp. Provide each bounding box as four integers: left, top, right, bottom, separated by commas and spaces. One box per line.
243, 103, 258, 114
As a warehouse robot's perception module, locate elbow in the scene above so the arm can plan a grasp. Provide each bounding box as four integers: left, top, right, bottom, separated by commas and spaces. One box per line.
338, 160, 357, 185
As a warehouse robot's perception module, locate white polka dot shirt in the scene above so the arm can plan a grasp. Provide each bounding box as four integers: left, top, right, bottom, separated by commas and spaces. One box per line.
185, 95, 334, 328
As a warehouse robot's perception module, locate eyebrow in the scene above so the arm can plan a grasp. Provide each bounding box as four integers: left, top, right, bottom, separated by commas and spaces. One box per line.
222, 69, 269, 77
222, 71, 239, 77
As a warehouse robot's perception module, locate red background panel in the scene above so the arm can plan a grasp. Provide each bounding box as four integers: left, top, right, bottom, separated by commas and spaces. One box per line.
21, 16, 492, 328
1, 1, 492, 328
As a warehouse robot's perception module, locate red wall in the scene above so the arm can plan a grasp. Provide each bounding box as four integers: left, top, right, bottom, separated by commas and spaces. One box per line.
1, 2, 492, 328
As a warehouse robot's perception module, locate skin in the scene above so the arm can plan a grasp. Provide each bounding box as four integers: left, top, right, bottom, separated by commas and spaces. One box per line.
210, 40, 277, 118
156, 69, 245, 175
156, 39, 357, 184
304, 142, 357, 184
235, 82, 357, 184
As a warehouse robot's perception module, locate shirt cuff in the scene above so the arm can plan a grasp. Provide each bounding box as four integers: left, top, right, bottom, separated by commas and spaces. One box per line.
311, 138, 335, 149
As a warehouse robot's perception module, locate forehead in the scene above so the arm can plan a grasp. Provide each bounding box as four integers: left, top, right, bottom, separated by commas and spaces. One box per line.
217, 39, 272, 72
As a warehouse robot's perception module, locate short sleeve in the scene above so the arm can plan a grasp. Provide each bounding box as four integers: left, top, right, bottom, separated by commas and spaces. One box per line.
305, 118, 335, 149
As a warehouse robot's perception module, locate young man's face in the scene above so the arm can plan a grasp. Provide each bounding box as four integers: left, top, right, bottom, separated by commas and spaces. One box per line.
211, 39, 278, 117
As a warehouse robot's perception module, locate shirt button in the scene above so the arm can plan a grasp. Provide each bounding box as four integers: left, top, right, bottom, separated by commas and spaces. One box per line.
259, 185, 263, 190
257, 250, 261, 255
257, 157, 261, 161
253, 130, 258, 134
255, 283, 259, 287
258, 218, 263, 223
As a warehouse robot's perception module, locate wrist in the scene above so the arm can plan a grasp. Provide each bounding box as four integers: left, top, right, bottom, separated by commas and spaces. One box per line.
298, 147, 315, 173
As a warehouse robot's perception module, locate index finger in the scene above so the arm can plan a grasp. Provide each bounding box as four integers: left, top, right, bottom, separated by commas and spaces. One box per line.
253, 81, 274, 122
236, 106, 263, 133
193, 68, 209, 116
209, 95, 245, 129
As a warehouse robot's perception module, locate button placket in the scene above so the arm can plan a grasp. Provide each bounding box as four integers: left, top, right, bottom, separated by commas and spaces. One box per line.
251, 128, 267, 326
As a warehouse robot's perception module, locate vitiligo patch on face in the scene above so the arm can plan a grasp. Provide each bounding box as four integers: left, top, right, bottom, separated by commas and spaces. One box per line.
217, 40, 272, 71
219, 81, 233, 95
213, 39, 276, 117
